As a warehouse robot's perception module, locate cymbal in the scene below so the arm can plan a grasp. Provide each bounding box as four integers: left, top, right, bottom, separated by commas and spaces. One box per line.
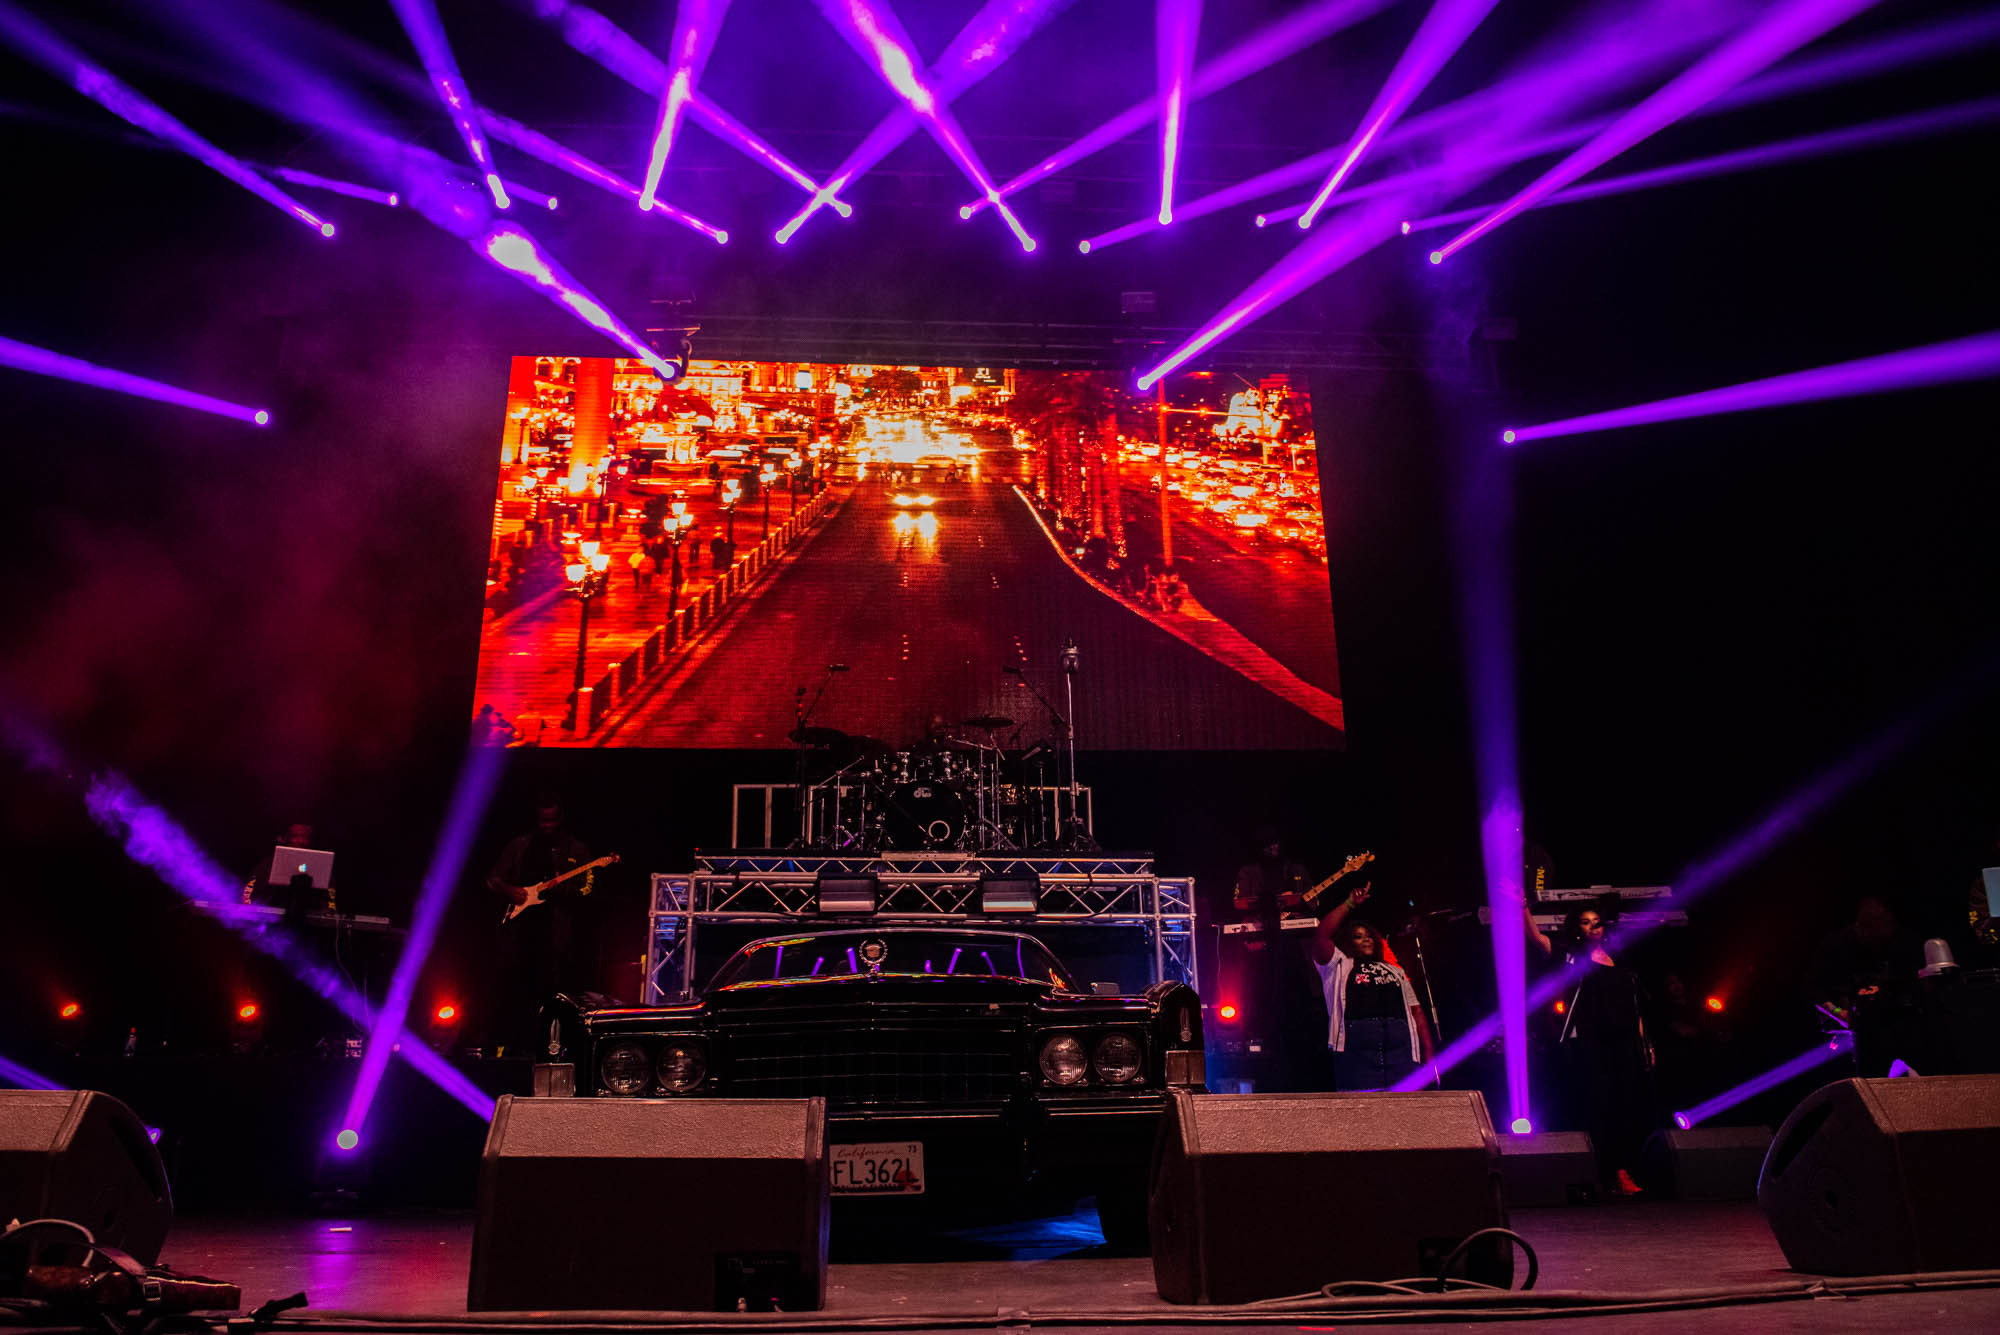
789, 725, 850, 748
962, 714, 1014, 730
839, 734, 890, 754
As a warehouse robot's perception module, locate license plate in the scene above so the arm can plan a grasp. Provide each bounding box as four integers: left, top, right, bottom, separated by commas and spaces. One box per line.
830, 1142, 924, 1195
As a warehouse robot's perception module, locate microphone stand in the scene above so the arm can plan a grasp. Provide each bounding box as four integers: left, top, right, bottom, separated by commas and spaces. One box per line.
1058, 639, 1089, 850
1005, 665, 1071, 849
790, 665, 843, 847
1405, 914, 1446, 1088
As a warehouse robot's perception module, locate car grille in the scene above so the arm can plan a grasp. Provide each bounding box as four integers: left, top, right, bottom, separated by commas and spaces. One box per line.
719, 1018, 1020, 1104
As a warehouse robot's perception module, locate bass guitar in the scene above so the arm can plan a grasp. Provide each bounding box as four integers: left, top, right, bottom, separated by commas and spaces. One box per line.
499, 854, 619, 924
1299, 850, 1375, 907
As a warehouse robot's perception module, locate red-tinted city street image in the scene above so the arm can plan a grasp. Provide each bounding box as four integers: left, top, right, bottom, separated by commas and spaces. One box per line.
470, 357, 1341, 750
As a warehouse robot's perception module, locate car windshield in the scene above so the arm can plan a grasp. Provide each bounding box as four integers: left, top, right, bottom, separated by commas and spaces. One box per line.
711, 933, 1077, 991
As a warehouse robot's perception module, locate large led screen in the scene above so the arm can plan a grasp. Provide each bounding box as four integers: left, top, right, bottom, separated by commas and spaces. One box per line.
471, 357, 1341, 750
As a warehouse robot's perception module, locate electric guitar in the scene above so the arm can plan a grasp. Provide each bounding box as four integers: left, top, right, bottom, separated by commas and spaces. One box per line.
499, 854, 618, 924
1300, 851, 1376, 907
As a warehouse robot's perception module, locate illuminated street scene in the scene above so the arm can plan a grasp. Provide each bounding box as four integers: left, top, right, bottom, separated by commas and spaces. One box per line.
471, 357, 1341, 749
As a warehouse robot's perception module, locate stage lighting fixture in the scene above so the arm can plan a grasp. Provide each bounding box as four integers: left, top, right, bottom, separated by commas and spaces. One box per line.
334, 1129, 361, 1151
638, 0, 730, 212
1509, 1117, 1533, 1134
966, 0, 1396, 220
816, 874, 879, 915
978, 873, 1040, 914
0, 1, 335, 236
1156, 0, 1202, 225
1552, 999, 1565, 1014
476, 225, 684, 381
436, 1003, 459, 1023
1431, 0, 1886, 264
1503, 331, 2000, 445
387, 0, 510, 209
1706, 996, 1725, 1013
1, 334, 272, 426
1217, 1004, 1238, 1020
1297, 0, 1502, 229
501, 180, 559, 211
237, 1002, 261, 1022
58, 1002, 81, 1020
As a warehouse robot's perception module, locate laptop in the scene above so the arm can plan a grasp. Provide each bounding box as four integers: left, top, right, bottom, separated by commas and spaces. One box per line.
269, 845, 335, 891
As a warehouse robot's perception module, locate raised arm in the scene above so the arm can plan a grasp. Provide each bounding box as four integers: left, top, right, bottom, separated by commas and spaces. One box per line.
1310, 882, 1370, 966
1520, 894, 1554, 957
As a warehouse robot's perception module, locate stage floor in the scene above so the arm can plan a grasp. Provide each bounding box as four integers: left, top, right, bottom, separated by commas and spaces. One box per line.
160, 1201, 2000, 1332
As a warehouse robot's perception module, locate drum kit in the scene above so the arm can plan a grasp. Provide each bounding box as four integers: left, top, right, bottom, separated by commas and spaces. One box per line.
787, 715, 1071, 852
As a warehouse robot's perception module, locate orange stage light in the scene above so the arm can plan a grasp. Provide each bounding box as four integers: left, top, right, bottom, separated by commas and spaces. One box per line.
59, 1002, 81, 1020
1553, 1000, 1566, 1014
435, 1004, 459, 1023
236, 1002, 261, 1022
1218, 1003, 1238, 1020
1705, 996, 1726, 1012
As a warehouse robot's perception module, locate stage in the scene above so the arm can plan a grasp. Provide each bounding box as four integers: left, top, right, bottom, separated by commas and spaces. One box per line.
159, 1202, 2000, 1332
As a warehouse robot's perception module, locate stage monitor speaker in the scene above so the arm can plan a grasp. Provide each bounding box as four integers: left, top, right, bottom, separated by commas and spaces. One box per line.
1497, 1131, 1597, 1206
1148, 1089, 1508, 1304
1637, 1125, 1772, 1201
468, 1096, 827, 1311
0, 1089, 172, 1266
1758, 1074, 2000, 1275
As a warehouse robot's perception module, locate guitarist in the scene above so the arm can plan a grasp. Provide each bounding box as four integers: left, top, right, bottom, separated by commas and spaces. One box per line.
1229, 827, 1322, 1090
486, 794, 598, 1057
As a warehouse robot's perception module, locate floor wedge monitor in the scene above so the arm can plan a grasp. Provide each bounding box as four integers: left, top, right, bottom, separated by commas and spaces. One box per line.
1149, 1089, 1508, 1303
0, 1089, 173, 1266
1758, 1074, 2000, 1275
469, 1095, 828, 1311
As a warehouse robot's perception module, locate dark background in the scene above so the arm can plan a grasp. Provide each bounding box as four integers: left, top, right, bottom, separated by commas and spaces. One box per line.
2, 0, 1997, 1172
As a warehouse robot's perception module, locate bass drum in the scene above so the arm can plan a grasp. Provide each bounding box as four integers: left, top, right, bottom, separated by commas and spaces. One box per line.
880, 781, 966, 849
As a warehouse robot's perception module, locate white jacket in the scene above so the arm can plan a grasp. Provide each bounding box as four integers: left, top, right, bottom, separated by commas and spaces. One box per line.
1314, 947, 1422, 1062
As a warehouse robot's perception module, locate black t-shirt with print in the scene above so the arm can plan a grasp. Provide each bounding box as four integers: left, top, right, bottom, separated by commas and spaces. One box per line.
1345, 960, 1407, 1022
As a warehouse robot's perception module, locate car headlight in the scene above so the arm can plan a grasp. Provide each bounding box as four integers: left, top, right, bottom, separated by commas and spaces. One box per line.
656, 1041, 707, 1093
599, 1042, 649, 1095
1092, 1032, 1144, 1084
1038, 1033, 1087, 1086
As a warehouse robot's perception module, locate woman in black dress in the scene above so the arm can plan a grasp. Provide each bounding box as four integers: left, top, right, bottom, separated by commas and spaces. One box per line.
1522, 898, 1655, 1195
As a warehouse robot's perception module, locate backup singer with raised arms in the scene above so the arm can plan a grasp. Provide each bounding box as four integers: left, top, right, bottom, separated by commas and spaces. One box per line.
1310, 883, 1434, 1091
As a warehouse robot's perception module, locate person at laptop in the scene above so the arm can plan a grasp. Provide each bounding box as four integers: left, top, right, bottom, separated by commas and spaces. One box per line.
242, 820, 336, 911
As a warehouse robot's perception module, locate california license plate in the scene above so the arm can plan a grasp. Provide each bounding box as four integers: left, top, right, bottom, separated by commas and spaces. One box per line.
830, 1142, 925, 1195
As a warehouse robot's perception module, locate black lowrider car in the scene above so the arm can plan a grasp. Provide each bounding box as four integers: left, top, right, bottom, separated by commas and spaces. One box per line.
539, 926, 1205, 1246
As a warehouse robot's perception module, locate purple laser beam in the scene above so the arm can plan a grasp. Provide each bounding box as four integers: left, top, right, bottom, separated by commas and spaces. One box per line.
1407, 97, 2000, 236
1, 334, 269, 426
1676, 1034, 1853, 1128
1433, 0, 1886, 263
77, 769, 493, 1120
1503, 332, 2000, 445
785, 0, 1065, 246
0, 1053, 63, 1091
1407, 654, 1998, 1089
1156, 0, 1203, 225
637, 0, 731, 213
387, 0, 509, 209
340, 741, 505, 1140
270, 166, 400, 208
478, 225, 686, 378
476, 106, 728, 243
1297, 0, 1502, 229
966, 0, 1395, 220
0, 0, 334, 237
504, 0, 850, 212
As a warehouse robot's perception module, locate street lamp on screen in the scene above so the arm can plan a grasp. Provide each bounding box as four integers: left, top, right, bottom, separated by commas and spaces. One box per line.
563, 545, 612, 730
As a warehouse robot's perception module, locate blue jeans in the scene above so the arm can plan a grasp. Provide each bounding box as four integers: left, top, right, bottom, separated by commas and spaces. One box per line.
1332, 1015, 1418, 1092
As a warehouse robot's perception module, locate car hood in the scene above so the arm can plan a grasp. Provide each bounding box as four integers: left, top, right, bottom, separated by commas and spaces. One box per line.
706, 973, 1069, 1008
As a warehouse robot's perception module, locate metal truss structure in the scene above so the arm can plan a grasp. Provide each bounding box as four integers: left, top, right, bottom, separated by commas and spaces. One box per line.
645, 850, 1196, 1003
